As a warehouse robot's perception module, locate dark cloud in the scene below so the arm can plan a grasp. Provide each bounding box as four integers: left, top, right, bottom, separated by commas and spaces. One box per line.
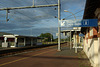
0, 27, 58, 38
0, 0, 86, 37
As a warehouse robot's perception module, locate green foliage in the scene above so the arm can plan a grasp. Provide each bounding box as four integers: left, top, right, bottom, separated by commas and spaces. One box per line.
53, 38, 58, 42
0, 45, 1, 47
53, 37, 70, 42
38, 33, 53, 42
65, 36, 70, 41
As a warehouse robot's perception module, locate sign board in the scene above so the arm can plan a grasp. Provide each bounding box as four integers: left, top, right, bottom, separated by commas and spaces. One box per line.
60, 19, 98, 27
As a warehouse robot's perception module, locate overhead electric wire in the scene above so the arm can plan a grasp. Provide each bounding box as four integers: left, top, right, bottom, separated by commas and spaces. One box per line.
0, 0, 86, 37
0, 0, 85, 22
43, 0, 58, 38
0, 0, 56, 21
65, 15, 83, 20
64, 9, 84, 19
63, 0, 98, 19
65, 4, 96, 19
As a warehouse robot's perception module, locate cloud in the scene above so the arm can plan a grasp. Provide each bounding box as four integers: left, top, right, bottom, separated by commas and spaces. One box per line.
0, 22, 34, 31
0, 27, 58, 38
0, 0, 86, 37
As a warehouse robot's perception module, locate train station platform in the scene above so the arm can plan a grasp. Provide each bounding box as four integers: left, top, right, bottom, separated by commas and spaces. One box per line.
54, 47, 92, 67
0, 43, 92, 67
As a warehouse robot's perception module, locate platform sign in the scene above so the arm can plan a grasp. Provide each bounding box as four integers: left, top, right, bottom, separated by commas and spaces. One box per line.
60, 19, 98, 27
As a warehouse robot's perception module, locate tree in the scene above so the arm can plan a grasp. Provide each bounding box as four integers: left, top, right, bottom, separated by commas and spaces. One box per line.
38, 33, 53, 42
53, 38, 58, 42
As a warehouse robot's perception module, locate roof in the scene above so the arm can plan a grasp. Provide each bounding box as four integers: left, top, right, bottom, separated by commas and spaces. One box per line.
83, 0, 100, 19
82, 0, 100, 33
61, 27, 81, 33
61, 30, 81, 37
2, 34, 40, 39
0, 32, 41, 39
0, 32, 13, 36
61, 30, 80, 33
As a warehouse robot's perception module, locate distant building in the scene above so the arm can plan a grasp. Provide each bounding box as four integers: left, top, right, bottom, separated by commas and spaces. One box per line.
0, 33, 42, 47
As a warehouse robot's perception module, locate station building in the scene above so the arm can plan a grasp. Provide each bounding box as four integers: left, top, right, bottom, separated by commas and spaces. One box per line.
0, 34, 42, 47
81, 0, 100, 67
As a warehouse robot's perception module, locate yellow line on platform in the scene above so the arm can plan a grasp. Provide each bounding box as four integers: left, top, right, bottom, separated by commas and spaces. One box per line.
0, 49, 56, 66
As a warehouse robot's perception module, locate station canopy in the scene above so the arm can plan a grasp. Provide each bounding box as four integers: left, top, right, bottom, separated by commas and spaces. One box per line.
82, 0, 100, 33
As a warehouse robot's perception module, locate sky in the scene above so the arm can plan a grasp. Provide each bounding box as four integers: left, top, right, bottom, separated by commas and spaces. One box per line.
0, 0, 86, 38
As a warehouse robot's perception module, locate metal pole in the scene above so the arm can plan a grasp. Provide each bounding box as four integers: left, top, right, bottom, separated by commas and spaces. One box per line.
51, 34, 52, 43
75, 31, 77, 53
57, 0, 61, 51
4, 37, 7, 46
0, 4, 58, 11
15, 38, 17, 47
33, 0, 35, 7
50, 27, 52, 43
64, 33, 66, 42
76, 31, 77, 53
31, 38, 33, 46
24, 38, 26, 46
73, 32, 75, 48
70, 30, 71, 49
6, 10, 8, 22
64, 10, 77, 52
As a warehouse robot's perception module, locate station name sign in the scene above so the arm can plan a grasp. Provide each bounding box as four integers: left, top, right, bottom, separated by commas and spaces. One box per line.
60, 19, 98, 27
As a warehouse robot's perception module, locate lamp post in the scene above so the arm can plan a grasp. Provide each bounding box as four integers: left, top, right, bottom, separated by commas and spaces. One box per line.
64, 10, 77, 53
51, 33, 52, 43
64, 10, 76, 20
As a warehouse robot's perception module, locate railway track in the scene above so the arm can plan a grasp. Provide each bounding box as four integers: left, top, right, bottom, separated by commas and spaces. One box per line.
0, 43, 58, 57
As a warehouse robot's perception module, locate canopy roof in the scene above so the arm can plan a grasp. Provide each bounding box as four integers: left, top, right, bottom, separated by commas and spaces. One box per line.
82, 0, 100, 33
83, 0, 100, 19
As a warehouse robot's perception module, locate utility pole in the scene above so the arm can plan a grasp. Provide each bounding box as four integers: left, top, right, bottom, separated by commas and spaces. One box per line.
70, 30, 71, 49
75, 31, 77, 53
57, 0, 61, 51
